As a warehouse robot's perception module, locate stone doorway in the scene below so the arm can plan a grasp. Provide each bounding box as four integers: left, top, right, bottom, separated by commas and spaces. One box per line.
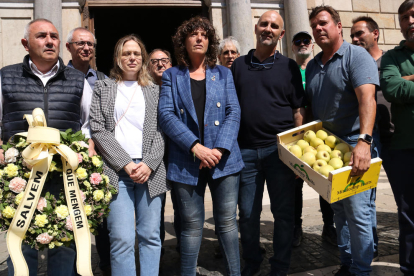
91, 6, 205, 75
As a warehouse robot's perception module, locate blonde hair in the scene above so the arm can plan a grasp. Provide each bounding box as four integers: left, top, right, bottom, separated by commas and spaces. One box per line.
110, 34, 152, 86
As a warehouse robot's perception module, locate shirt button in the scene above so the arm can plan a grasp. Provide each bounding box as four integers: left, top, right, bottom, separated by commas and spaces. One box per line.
180, 109, 184, 114
217, 102, 221, 108
215, 120, 219, 126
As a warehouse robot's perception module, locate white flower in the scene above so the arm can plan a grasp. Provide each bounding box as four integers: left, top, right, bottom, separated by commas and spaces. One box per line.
5, 148, 19, 163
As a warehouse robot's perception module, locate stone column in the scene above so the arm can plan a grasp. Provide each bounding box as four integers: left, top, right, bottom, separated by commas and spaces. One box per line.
34, 0, 63, 55
226, 0, 254, 55
285, 0, 310, 58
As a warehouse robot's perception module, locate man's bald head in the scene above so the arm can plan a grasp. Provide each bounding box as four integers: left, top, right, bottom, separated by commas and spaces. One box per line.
255, 10, 285, 48
258, 11, 284, 30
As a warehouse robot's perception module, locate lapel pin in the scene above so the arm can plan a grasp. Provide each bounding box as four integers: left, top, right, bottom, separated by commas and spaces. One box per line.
211, 76, 216, 81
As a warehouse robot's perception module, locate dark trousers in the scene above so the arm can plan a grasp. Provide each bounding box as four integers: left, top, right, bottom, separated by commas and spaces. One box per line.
294, 179, 334, 227
239, 144, 296, 274
95, 218, 111, 270
386, 148, 414, 275
160, 187, 181, 249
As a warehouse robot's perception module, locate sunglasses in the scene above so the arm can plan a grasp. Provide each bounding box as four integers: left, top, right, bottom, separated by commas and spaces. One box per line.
250, 49, 277, 70
293, 38, 311, 46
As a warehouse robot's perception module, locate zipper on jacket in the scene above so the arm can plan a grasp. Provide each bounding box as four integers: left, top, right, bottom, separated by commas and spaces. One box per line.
43, 86, 48, 122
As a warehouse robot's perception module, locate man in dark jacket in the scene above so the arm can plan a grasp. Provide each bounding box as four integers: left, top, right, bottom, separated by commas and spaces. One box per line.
2, 18, 94, 276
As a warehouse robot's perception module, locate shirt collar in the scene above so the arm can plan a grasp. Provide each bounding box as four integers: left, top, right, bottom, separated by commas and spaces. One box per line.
314, 40, 349, 65
249, 49, 280, 63
67, 60, 96, 78
394, 40, 414, 51
29, 58, 59, 76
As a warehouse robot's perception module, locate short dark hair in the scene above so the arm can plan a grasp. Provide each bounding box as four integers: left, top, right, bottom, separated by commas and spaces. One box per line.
148, 48, 172, 61
172, 16, 219, 68
352, 16, 380, 41
309, 5, 341, 24
399, 0, 414, 17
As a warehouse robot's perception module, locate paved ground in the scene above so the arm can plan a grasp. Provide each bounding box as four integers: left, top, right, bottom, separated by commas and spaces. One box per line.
0, 167, 402, 275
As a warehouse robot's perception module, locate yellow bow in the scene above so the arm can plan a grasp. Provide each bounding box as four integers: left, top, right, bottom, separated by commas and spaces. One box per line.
7, 108, 93, 276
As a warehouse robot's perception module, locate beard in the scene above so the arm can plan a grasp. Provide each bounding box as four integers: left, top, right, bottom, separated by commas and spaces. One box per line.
258, 32, 277, 46
295, 48, 312, 58
404, 24, 414, 42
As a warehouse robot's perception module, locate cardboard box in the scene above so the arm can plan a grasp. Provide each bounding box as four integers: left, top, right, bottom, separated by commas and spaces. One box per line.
277, 120, 382, 203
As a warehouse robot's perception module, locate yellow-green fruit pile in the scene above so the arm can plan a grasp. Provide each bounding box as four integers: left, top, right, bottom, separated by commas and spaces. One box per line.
288, 130, 352, 178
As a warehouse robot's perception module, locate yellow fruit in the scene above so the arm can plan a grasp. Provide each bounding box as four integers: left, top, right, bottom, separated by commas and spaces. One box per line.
319, 165, 334, 178
330, 150, 343, 160
303, 130, 316, 143
290, 145, 302, 158
316, 150, 330, 162
316, 130, 328, 141
296, 139, 309, 150
329, 157, 344, 170
344, 152, 352, 163
303, 146, 317, 155
325, 135, 339, 149
301, 152, 316, 166
313, 159, 327, 171
316, 144, 332, 153
310, 137, 324, 148
335, 143, 351, 155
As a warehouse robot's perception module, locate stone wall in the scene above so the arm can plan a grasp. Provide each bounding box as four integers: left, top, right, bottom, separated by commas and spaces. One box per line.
308, 0, 405, 54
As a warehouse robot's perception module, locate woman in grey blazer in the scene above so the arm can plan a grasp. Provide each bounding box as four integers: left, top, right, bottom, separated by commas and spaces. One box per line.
89, 34, 170, 276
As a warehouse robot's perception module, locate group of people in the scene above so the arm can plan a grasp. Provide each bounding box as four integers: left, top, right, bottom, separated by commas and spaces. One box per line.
1, 1, 414, 276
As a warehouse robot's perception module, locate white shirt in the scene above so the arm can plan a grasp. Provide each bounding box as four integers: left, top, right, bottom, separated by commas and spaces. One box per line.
0, 58, 93, 138
114, 81, 145, 159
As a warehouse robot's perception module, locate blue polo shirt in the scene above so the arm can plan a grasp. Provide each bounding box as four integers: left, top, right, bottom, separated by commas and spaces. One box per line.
305, 41, 379, 137
67, 60, 107, 91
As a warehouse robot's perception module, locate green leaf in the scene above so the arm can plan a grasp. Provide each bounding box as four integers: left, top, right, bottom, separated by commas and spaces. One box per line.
72, 130, 82, 138
2, 145, 7, 151
60, 132, 68, 140
65, 128, 73, 134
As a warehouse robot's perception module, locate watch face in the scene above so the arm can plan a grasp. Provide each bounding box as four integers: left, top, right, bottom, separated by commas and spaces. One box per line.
365, 134, 373, 143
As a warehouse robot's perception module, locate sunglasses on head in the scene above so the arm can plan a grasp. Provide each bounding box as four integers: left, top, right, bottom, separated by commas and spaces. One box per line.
293, 38, 311, 46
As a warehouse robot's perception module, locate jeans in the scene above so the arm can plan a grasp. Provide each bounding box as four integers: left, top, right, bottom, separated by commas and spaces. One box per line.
238, 144, 296, 274
174, 170, 240, 276
331, 133, 379, 276
386, 149, 414, 275
107, 159, 164, 276
7, 243, 77, 276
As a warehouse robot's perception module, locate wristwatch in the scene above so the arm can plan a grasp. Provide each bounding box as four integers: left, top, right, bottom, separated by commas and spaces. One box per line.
358, 134, 373, 144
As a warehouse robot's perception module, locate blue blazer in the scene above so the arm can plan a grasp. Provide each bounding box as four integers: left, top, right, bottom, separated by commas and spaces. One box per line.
158, 65, 244, 186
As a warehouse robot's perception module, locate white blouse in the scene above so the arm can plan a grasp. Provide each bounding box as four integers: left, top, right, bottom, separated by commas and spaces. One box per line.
114, 81, 145, 159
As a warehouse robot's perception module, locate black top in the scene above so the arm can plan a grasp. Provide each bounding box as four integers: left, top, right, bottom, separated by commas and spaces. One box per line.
231, 50, 306, 148
375, 52, 394, 145
190, 78, 206, 145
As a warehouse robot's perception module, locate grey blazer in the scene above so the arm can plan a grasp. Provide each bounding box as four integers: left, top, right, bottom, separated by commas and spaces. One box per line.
90, 78, 170, 198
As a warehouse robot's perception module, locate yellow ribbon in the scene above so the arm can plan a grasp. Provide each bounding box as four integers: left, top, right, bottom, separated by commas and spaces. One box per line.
6, 108, 93, 276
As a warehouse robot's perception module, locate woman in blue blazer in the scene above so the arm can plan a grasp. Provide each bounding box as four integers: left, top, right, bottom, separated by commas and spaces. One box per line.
158, 16, 244, 276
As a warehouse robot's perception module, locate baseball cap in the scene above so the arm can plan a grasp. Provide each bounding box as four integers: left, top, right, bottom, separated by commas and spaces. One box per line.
292, 31, 312, 42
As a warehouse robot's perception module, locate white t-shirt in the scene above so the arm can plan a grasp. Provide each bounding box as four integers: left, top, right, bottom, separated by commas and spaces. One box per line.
114, 81, 145, 158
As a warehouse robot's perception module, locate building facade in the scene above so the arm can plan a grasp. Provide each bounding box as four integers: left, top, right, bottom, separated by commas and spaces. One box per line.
0, 0, 404, 74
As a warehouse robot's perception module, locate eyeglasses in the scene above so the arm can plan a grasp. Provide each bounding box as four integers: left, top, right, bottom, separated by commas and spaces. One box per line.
150, 58, 171, 65
250, 50, 276, 70
69, 41, 96, 48
293, 38, 311, 46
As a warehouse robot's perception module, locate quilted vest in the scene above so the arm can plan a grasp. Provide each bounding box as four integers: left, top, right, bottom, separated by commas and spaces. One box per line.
1, 55, 85, 142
